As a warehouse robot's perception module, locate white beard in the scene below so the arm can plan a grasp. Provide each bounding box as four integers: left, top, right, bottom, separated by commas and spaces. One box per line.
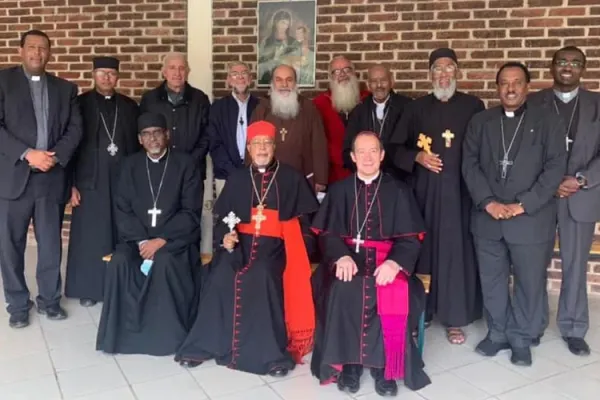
432, 79, 457, 101
330, 76, 360, 113
270, 87, 300, 120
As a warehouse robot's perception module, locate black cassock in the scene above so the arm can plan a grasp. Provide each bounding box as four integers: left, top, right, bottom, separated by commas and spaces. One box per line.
310, 173, 431, 391
65, 91, 140, 302
96, 150, 202, 356
176, 161, 319, 374
389, 92, 485, 327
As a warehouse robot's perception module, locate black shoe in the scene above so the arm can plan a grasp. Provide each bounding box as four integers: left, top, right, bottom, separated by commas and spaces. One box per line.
563, 337, 591, 356
268, 366, 289, 377
179, 359, 203, 368
475, 338, 510, 357
375, 378, 398, 397
510, 346, 532, 366
9, 313, 30, 329
79, 298, 97, 307
337, 365, 361, 394
531, 335, 542, 347
37, 305, 67, 320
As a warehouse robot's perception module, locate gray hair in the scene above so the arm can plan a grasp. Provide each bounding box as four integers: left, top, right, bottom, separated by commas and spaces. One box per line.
162, 52, 188, 69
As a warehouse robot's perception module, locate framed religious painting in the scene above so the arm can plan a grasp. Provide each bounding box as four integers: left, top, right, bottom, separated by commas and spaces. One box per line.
256, 0, 317, 88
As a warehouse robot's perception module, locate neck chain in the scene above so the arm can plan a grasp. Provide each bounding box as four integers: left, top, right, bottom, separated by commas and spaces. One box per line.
499, 112, 526, 179
145, 151, 170, 211
352, 173, 382, 253
99, 101, 119, 156
371, 106, 390, 137
250, 161, 280, 208
553, 95, 579, 151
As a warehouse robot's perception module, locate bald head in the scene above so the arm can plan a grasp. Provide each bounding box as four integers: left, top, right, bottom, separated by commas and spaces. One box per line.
367, 64, 393, 103
162, 52, 188, 92
271, 64, 297, 84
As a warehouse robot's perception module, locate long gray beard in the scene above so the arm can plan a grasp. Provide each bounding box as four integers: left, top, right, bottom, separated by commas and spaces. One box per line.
270, 88, 300, 120
330, 77, 360, 113
432, 79, 457, 101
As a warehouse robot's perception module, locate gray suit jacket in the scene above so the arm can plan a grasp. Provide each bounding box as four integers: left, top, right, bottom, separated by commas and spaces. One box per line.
462, 104, 567, 245
529, 88, 600, 223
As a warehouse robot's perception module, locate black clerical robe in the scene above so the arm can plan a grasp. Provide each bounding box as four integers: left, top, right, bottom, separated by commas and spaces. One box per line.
65, 91, 140, 302
310, 173, 431, 391
176, 161, 319, 375
96, 150, 202, 356
390, 92, 485, 327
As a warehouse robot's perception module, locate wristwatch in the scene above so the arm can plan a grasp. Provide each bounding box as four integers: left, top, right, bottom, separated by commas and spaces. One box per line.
575, 173, 587, 188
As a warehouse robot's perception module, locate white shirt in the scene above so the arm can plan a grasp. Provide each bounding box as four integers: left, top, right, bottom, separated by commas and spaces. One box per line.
233, 93, 249, 160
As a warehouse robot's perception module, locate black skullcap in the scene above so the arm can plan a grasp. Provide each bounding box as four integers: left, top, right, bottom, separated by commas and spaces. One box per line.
93, 56, 120, 71
429, 48, 458, 68
138, 112, 167, 132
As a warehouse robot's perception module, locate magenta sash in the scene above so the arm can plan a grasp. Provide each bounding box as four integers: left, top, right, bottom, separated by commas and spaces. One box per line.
344, 238, 409, 380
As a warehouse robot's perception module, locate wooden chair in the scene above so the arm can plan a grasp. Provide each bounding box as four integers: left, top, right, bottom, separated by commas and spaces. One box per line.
415, 273, 431, 357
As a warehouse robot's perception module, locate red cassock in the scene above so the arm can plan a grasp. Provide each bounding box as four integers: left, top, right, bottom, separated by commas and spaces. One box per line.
313, 90, 370, 185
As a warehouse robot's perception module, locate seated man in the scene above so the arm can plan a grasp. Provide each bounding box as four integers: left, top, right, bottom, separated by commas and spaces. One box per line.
175, 120, 319, 377
96, 112, 202, 356
311, 131, 431, 396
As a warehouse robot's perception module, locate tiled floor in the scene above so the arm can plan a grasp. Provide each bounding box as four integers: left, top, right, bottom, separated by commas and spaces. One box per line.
1, 248, 599, 399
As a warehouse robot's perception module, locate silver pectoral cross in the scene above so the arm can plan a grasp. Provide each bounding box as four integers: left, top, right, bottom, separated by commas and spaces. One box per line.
148, 207, 162, 227
566, 136, 573, 151
107, 142, 119, 156
499, 157, 513, 179
222, 211, 240, 232
352, 233, 365, 253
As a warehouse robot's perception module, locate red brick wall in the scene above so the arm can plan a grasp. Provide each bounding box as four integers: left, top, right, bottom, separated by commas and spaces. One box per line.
212, 0, 600, 104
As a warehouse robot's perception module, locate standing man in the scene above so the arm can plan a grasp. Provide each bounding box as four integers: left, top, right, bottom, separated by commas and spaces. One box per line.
208, 61, 259, 197
0, 30, 82, 328
65, 56, 140, 308
342, 64, 412, 177
251, 64, 328, 192
390, 48, 485, 344
140, 52, 210, 192
313, 56, 369, 185
462, 63, 566, 366
529, 46, 600, 356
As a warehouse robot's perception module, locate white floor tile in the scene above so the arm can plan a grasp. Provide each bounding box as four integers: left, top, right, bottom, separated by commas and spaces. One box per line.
132, 372, 208, 400
542, 370, 600, 400
536, 338, 600, 368
574, 361, 600, 382
356, 392, 425, 400
44, 323, 99, 350
115, 353, 183, 385
214, 385, 281, 400
0, 351, 54, 386
39, 300, 94, 331
57, 361, 128, 399
0, 325, 48, 362
191, 365, 265, 398
72, 387, 136, 400
422, 339, 487, 370
416, 372, 489, 400
497, 382, 572, 400
50, 340, 113, 372
452, 360, 530, 396
493, 352, 570, 381
270, 373, 352, 400
0, 374, 62, 400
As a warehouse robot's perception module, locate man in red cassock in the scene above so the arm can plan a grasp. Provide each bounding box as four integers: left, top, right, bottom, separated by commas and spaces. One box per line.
313, 56, 369, 185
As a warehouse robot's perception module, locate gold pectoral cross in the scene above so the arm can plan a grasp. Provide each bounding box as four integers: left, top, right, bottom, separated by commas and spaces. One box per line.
280, 128, 288, 142
442, 129, 455, 148
417, 133, 432, 155
252, 204, 267, 232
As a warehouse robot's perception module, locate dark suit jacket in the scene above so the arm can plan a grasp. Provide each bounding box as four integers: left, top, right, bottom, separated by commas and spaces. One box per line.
140, 81, 210, 180
462, 104, 567, 244
71, 90, 140, 190
528, 88, 600, 223
0, 66, 82, 201
207, 93, 259, 180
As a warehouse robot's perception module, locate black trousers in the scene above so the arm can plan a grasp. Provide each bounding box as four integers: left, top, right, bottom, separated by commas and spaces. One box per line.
474, 237, 553, 348
0, 175, 64, 316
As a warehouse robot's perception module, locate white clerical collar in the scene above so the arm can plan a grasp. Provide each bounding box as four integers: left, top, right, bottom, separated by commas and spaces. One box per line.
31, 75, 41, 82
504, 111, 515, 118
232, 92, 249, 105
373, 97, 388, 120
147, 149, 168, 163
554, 87, 579, 103
357, 171, 380, 185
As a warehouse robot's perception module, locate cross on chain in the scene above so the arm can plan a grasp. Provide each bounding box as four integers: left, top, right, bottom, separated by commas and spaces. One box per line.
148, 207, 162, 227
566, 136, 573, 151
499, 157, 513, 179
352, 233, 365, 253
251, 205, 267, 231
280, 128, 287, 142
442, 129, 455, 148
417, 133, 432, 155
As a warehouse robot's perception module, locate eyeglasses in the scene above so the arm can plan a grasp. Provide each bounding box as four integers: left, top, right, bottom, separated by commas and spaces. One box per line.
95, 70, 118, 78
331, 67, 353, 76
554, 60, 584, 69
230, 71, 250, 79
431, 65, 457, 75
249, 140, 274, 147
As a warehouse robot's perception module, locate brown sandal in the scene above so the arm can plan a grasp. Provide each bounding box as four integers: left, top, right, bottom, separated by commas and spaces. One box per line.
446, 327, 466, 345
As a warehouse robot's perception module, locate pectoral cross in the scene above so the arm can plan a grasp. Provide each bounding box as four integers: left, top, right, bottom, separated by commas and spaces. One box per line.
352, 233, 365, 253
148, 207, 162, 227
566, 136, 573, 151
499, 157, 513, 179
107, 142, 119, 156
417, 133, 432, 155
442, 129, 455, 148
252, 204, 267, 231
222, 211, 240, 232
280, 128, 288, 142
